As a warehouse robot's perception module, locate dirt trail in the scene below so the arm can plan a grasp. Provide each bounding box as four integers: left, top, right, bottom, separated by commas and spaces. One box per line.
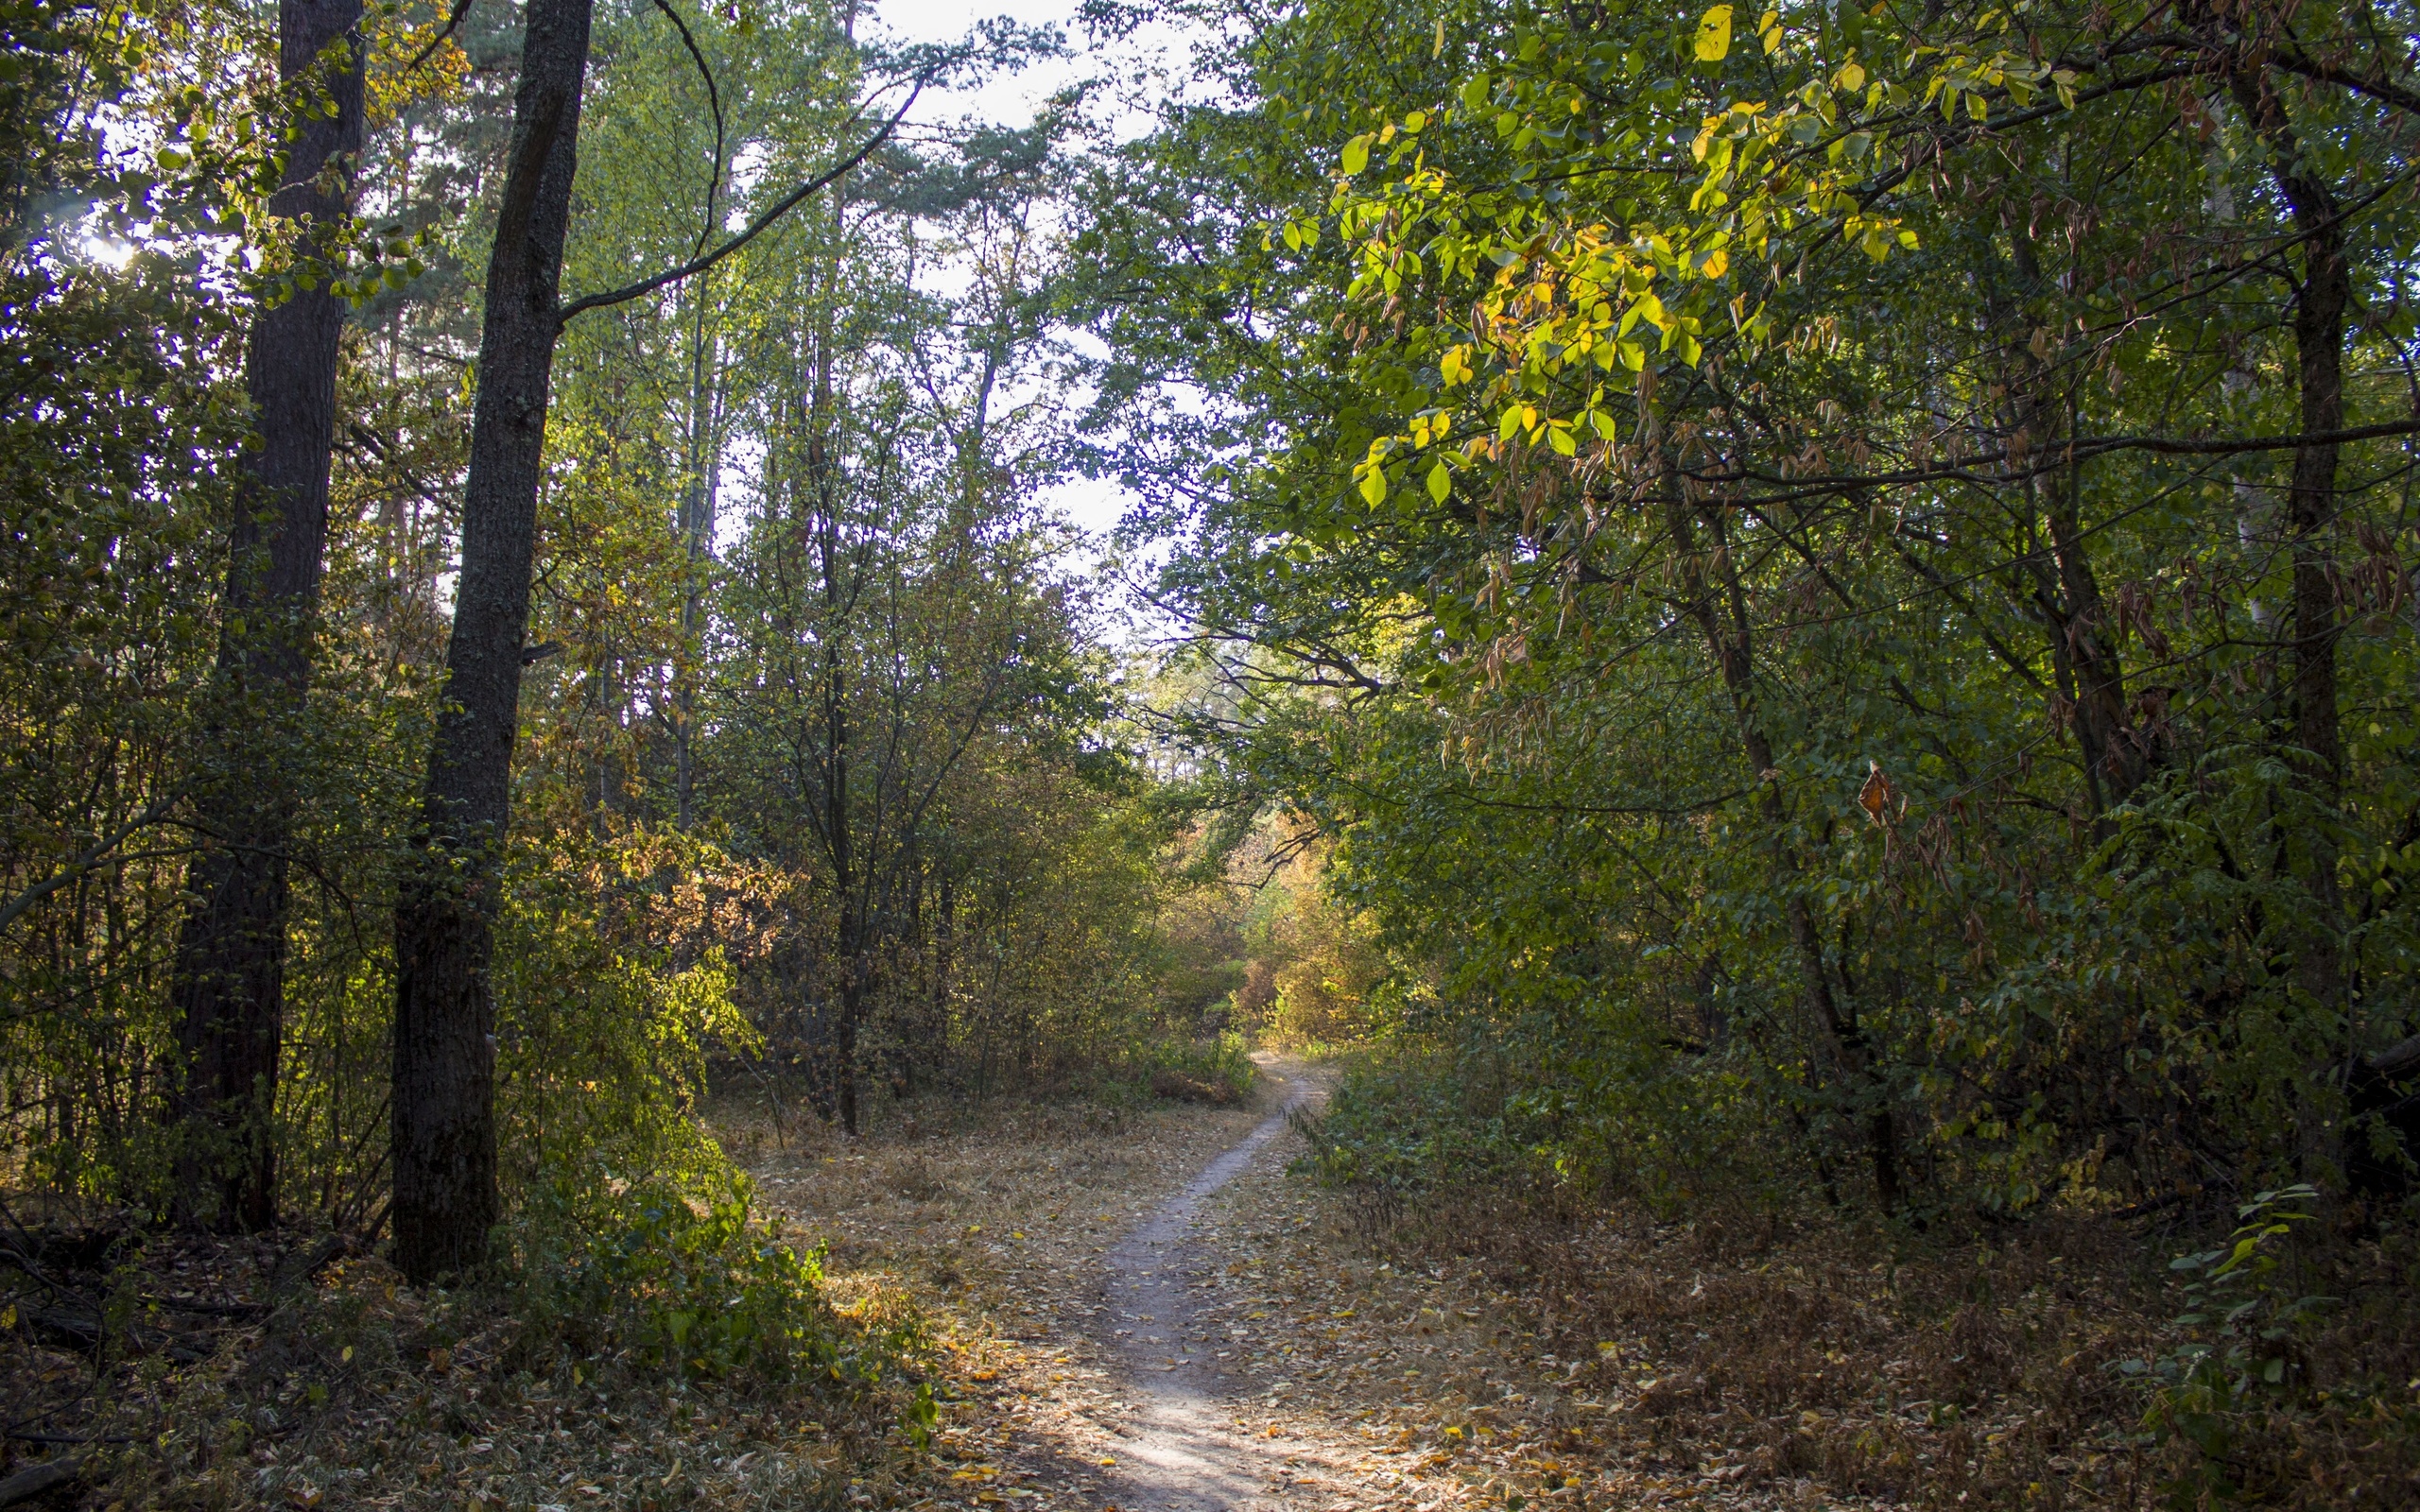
1094, 1064, 1324, 1511
738, 1062, 1538, 1512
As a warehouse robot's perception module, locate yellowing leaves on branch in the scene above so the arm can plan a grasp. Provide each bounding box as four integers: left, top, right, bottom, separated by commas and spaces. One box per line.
1321, 1, 1948, 504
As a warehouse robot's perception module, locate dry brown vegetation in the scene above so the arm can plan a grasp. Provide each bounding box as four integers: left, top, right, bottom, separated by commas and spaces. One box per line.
1187, 1173, 2420, 1512
10, 1080, 2415, 1512
731, 1073, 2420, 1512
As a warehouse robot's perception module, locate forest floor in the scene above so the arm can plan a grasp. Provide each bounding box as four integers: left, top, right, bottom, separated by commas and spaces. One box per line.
730, 1055, 2420, 1512
731, 1055, 2191, 1512
737, 1055, 1537, 1512
9, 1059, 2411, 1509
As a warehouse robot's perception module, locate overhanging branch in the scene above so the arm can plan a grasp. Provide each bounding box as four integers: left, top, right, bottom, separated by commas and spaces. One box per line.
555, 74, 929, 325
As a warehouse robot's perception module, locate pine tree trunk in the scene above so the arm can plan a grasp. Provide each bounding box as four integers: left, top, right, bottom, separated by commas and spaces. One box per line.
390, 0, 592, 1283
170, 0, 363, 1233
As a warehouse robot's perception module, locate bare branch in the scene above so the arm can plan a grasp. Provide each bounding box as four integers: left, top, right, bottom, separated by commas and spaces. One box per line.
555, 73, 931, 325
0, 796, 179, 938
406, 0, 475, 75
648, 0, 726, 257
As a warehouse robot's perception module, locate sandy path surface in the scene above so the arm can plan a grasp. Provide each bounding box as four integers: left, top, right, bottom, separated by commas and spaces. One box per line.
1093, 1065, 1323, 1511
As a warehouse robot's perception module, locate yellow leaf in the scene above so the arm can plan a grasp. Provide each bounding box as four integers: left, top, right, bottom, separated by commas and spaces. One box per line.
1359, 466, 1389, 506
1695, 5, 1733, 61
1702, 247, 1729, 279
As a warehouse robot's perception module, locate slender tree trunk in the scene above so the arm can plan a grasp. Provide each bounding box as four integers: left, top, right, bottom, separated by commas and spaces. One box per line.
823, 649, 861, 1133
2042, 470, 2151, 802
1665, 490, 1902, 1212
2232, 65, 2349, 1019
390, 0, 593, 1283
930, 869, 954, 1087
2002, 229, 2150, 813
674, 302, 717, 830
170, 0, 364, 1232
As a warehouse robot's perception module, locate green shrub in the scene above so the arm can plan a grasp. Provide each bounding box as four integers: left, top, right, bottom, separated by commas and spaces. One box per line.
2119, 1185, 2336, 1503
502, 1168, 918, 1391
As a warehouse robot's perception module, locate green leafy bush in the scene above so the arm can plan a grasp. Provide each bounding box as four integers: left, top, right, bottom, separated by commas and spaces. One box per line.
502, 1169, 917, 1390
1137, 1031, 1257, 1105
2120, 1186, 2337, 1502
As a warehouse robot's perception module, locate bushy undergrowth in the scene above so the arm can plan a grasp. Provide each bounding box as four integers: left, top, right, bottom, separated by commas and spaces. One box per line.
503, 1170, 924, 1396
1087, 1032, 1257, 1108
1295, 1033, 1782, 1229
49, 1177, 937, 1508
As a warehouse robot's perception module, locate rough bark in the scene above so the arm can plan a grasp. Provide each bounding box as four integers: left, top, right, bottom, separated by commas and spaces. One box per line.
389, 0, 592, 1283
170, 0, 363, 1232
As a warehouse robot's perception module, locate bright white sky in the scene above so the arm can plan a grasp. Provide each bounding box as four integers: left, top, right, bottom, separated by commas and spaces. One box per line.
866, 0, 1205, 543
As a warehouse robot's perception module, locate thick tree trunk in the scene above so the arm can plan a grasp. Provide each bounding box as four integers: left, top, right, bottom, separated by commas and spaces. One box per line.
390, 0, 592, 1283
170, 0, 363, 1232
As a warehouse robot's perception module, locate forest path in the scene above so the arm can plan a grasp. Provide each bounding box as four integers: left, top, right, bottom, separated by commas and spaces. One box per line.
736, 1059, 1546, 1512
1091, 1059, 1343, 1511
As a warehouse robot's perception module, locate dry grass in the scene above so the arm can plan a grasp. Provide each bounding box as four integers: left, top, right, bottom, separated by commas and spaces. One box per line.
778, 1074, 2420, 1512
1288, 1181, 2420, 1512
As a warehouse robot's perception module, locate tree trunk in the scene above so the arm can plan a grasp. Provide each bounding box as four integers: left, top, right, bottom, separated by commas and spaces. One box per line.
390, 0, 593, 1283
1665, 490, 1902, 1212
2232, 65, 2349, 1017
674, 299, 718, 831
2002, 228, 2151, 813
170, 0, 364, 1232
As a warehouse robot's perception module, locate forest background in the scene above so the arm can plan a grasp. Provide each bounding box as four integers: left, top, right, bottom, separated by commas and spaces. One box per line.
7, 0, 2420, 1505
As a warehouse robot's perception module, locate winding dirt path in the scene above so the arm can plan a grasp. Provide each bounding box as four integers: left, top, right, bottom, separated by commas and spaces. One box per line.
740, 1060, 1524, 1512
1094, 1066, 1322, 1510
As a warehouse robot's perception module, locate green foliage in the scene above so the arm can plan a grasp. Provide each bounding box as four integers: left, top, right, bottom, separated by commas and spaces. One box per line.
1090, 0, 2420, 1223
1147, 1030, 1258, 1103
493, 828, 765, 1201
2121, 1186, 2337, 1502
502, 1170, 882, 1387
